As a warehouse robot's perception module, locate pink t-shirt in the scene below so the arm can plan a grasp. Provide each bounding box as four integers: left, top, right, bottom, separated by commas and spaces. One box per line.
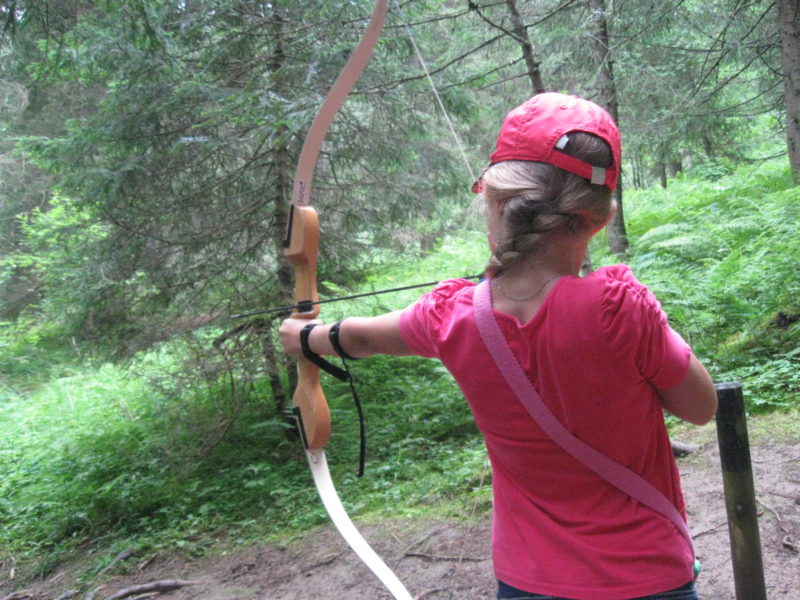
399, 265, 694, 600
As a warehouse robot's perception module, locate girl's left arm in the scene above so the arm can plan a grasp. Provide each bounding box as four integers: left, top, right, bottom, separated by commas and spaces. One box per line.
279, 311, 414, 359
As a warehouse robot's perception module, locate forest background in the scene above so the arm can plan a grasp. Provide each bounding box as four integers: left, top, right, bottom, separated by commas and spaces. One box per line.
0, 0, 799, 592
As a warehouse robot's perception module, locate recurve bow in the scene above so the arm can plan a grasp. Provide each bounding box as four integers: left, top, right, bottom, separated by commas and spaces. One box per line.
282, 2, 413, 598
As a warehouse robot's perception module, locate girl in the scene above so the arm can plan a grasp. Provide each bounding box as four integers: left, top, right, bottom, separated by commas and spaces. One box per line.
280, 92, 717, 600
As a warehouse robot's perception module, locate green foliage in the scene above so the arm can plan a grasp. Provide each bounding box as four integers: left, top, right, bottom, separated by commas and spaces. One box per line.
595, 160, 800, 410
3, 159, 800, 581
0, 321, 487, 573
3, 0, 485, 358
1, 194, 112, 328
0, 318, 75, 383
1, 358, 297, 562
1, 0, 799, 584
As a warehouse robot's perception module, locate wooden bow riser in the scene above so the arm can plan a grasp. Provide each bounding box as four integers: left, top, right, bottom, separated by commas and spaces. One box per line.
283, 204, 331, 450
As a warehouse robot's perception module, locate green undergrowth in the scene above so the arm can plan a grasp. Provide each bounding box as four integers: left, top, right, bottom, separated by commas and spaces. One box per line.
0, 345, 489, 580
2, 163, 798, 583
593, 160, 799, 410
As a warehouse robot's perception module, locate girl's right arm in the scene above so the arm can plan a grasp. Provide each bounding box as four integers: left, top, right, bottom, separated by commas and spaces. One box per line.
656, 354, 717, 425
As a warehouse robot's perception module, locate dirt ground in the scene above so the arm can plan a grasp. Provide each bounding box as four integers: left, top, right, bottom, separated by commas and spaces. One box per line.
2, 418, 798, 600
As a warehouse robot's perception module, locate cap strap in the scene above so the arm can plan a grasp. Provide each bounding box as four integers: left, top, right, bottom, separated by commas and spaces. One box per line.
548, 151, 617, 189
591, 166, 606, 185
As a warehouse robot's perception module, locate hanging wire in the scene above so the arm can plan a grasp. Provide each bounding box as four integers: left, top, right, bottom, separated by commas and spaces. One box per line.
392, 0, 477, 183
392, 7, 489, 600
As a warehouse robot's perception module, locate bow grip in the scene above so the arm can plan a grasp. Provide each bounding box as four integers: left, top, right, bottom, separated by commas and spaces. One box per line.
283, 204, 331, 449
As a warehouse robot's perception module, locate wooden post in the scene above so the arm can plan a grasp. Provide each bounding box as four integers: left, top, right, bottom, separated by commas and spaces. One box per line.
714, 382, 767, 600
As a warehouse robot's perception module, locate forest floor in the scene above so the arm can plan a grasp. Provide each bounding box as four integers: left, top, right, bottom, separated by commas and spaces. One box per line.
2, 414, 798, 600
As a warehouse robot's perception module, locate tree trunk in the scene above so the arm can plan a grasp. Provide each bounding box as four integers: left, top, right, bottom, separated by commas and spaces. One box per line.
580, 250, 594, 276
270, 11, 293, 304
632, 154, 645, 189
703, 134, 713, 157
505, 0, 547, 94
588, 0, 628, 255
777, 0, 800, 183
503, 0, 587, 268
607, 182, 628, 255
269, 9, 299, 413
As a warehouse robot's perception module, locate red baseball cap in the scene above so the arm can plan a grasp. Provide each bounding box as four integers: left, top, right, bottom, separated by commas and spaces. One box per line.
472, 92, 621, 192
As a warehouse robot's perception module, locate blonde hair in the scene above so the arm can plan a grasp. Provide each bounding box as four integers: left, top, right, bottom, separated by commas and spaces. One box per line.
482, 132, 614, 276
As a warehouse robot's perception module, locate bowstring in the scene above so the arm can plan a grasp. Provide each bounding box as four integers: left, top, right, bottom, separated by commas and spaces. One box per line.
391, 3, 489, 598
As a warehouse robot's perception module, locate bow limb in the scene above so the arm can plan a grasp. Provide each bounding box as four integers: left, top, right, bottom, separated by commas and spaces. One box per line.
283, 2, 413, 598
292, 0, 389, 207
306, 448, 414, 600
284, 211, 412, 599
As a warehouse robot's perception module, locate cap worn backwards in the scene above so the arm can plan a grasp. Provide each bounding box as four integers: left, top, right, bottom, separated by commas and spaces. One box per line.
472, 92, 621, 193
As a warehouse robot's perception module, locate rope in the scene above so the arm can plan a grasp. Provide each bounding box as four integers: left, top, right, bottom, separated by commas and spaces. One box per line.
388, 11, 490, 598
392, 0, 477, 182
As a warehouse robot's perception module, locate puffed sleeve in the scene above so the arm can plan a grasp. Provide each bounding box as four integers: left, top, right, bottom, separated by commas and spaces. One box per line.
398, 278, 475, 358
599, 266, 691, 390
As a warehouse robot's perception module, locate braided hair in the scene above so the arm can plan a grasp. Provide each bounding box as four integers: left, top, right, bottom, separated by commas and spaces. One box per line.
482, 132, 614, 277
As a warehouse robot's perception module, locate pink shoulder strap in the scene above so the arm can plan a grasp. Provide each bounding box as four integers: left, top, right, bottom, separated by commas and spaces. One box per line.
473, 279, 694, 553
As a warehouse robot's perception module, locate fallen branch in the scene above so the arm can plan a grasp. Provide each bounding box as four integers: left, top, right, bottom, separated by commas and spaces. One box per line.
83, 548, 136, 594
1, 555, 16, 582
1, 591, 34, 600
103, 580, 201, 600
413, 584, 478, 600
393, 528, 444, 569
764, 488, 800, 504
263, 553, 342, 586
756, 496, 789, 533
135, 557, 155, 573
404, 551, 490, 562
100, 550, 135, 577
692, 520, 728, 538
753, 453, 800, 465
671, 440, 700, 457
84, 588, 102, 600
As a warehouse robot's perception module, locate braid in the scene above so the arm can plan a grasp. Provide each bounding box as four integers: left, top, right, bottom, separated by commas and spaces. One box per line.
482, 132, 614, 277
